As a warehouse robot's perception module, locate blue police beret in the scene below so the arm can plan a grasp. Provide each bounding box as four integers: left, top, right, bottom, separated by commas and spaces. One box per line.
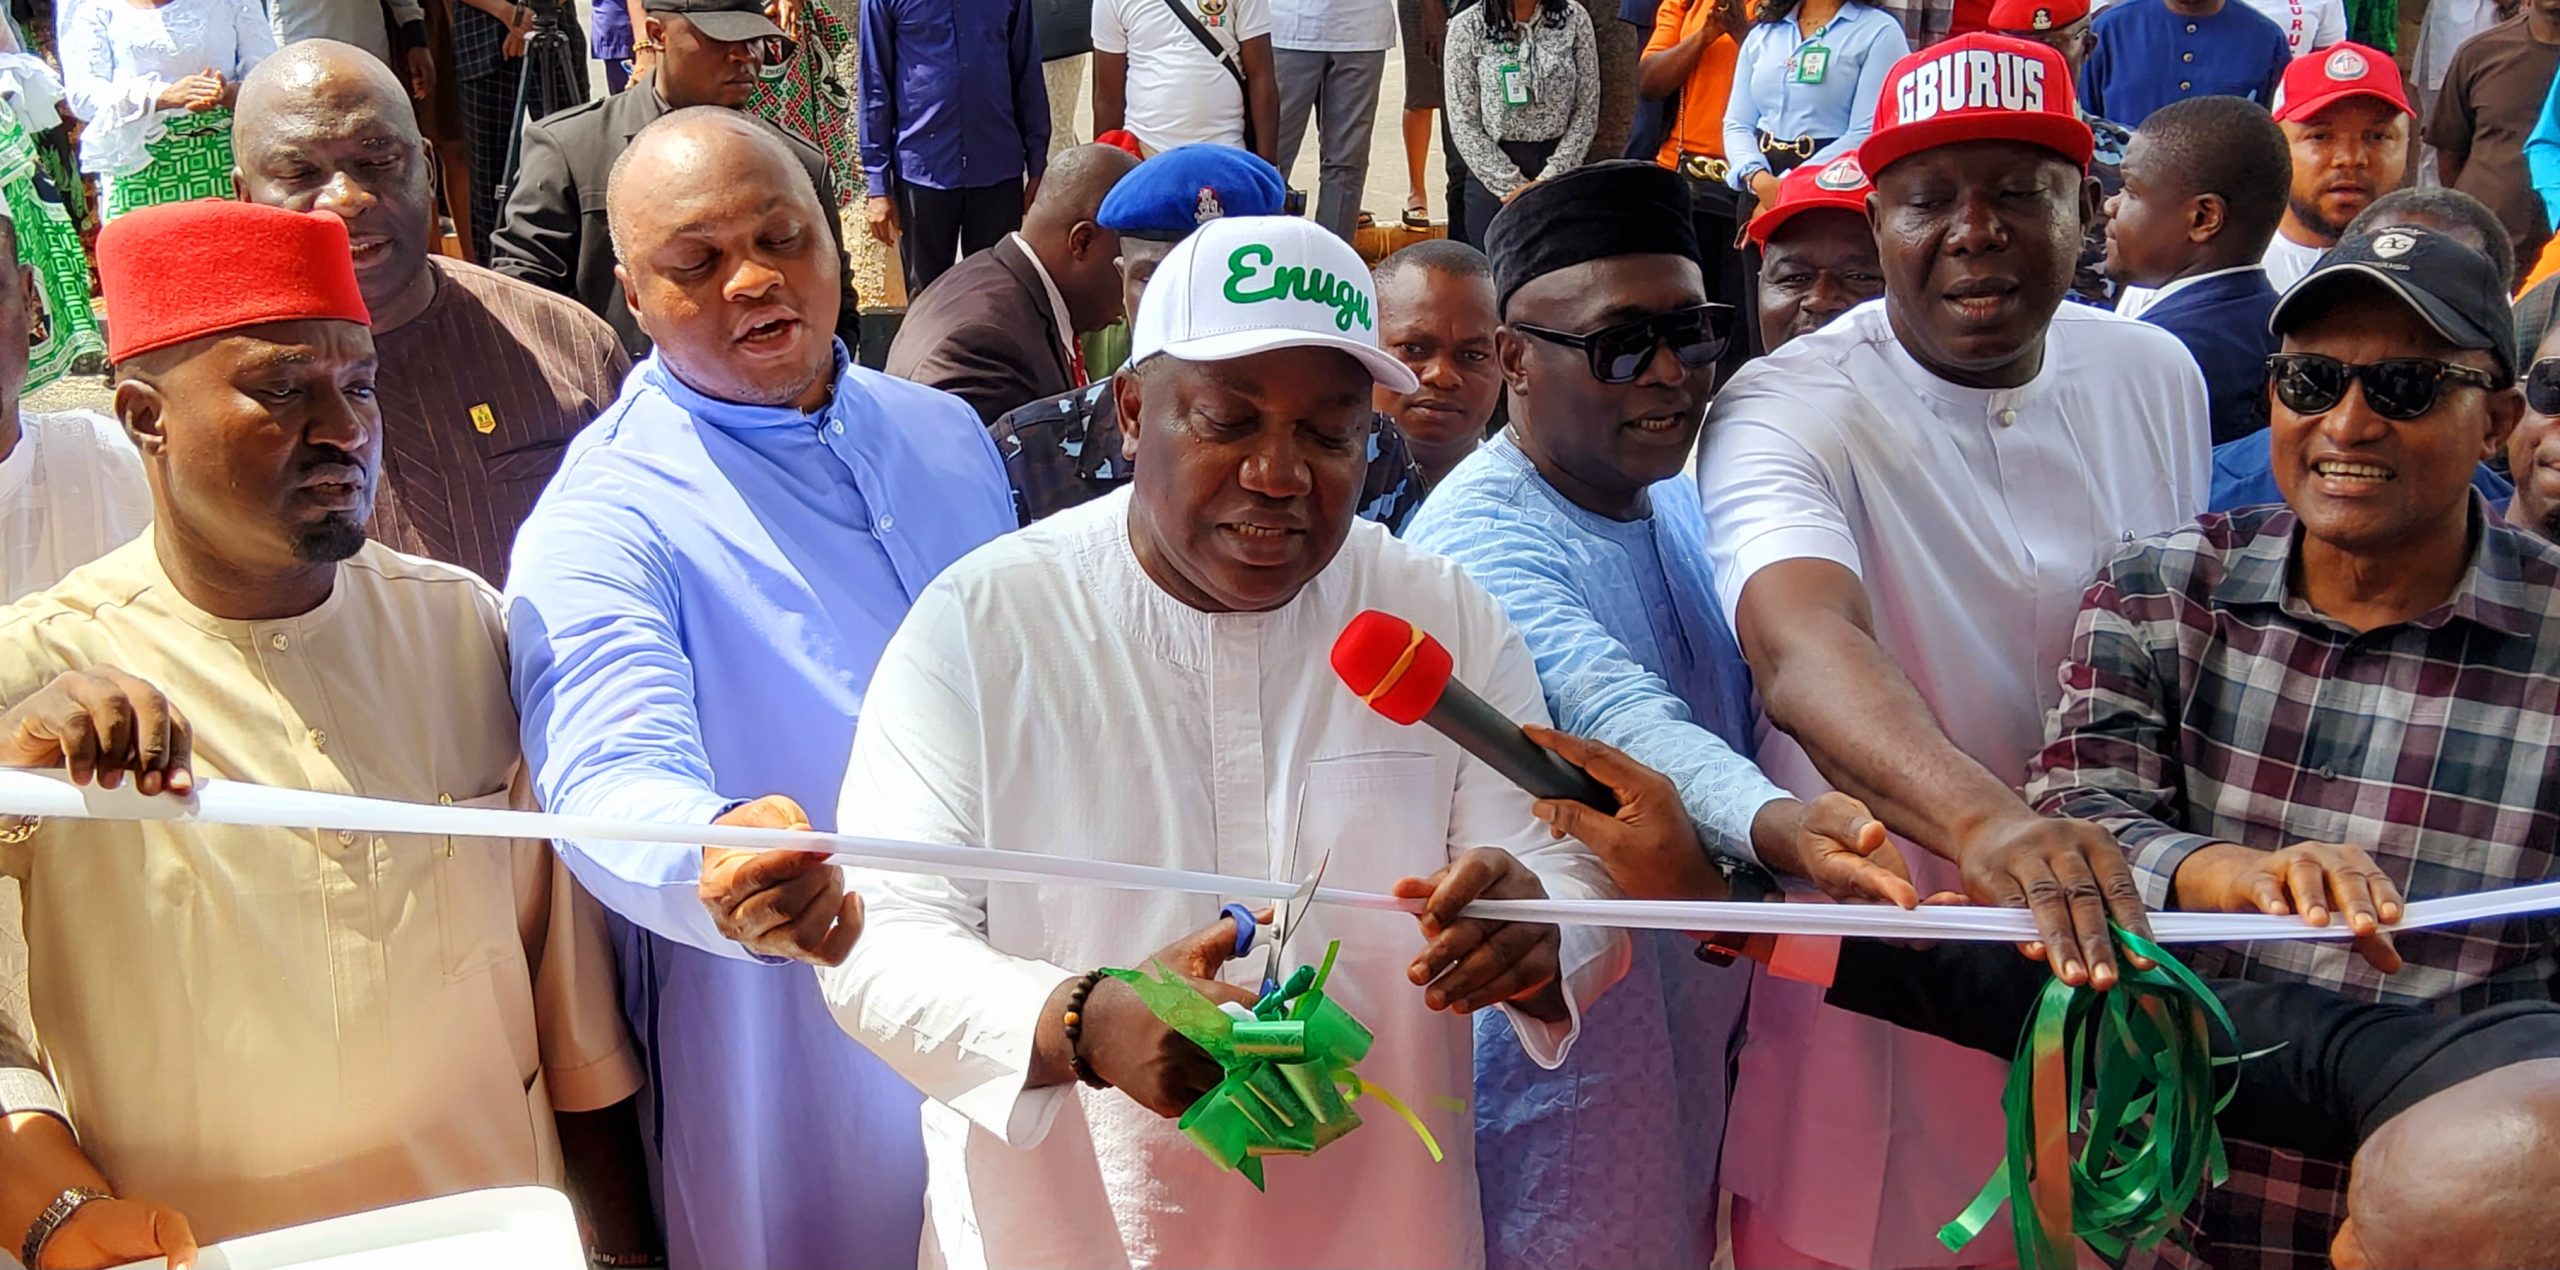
1096, 145, 1287, 241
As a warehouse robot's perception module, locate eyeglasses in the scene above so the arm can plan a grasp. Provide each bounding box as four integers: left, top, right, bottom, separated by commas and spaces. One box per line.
2266, 353, 2503, 422
2529, 356, 2560, 416
1510, 304, 1733, 384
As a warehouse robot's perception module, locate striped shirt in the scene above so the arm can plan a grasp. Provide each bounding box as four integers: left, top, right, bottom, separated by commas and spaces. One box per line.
368, 257, 630, 584
2024, 501, 2560, 1270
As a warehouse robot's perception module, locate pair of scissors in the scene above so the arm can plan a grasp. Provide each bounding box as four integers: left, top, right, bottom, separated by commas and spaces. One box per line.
1222, 850, 1330, 999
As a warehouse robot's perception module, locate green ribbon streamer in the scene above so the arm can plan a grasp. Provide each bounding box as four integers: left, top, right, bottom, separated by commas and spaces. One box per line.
1104, 940, 1440, 1190
1938, 928, 2252, 1269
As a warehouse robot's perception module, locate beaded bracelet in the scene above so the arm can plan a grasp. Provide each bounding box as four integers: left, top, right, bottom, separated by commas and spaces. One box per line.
1063, 969, 1110, 1090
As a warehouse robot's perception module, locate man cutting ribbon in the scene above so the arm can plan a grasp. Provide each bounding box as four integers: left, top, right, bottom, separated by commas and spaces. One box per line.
817, 214, 1630, 1269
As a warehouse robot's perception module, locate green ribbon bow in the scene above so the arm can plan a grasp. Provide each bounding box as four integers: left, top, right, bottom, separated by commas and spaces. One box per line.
1938, 927, 2251, 1269
1105, 941, 1445, 1190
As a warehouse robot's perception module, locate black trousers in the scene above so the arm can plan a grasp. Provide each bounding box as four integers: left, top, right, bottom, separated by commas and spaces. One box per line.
460, 60, 590, 265
1682, 174, 1752, 378
892, 177, 1025, 299
1457, 138, 1559, 249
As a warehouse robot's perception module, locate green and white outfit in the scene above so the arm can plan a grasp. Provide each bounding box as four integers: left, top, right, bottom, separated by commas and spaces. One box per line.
0, 30, 105, 387
61, 0, 275, 220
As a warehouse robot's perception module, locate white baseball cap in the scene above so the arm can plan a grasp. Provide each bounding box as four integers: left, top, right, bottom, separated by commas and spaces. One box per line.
1129, 215, 1421, 394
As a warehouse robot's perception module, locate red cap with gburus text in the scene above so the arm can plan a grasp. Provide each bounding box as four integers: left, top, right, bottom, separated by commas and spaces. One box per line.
1858, 33, 2095, 180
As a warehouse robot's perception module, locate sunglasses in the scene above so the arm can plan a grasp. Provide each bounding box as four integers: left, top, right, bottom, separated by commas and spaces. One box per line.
2266, 353, 2503, 422
1511, 304, 1733, 384
2530, 357, 2560, 416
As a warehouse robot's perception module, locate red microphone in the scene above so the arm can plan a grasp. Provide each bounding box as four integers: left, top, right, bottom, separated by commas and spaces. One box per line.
1330, 610, 1620, 813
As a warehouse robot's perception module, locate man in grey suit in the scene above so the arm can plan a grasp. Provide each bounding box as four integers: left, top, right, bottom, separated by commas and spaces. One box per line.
488, 0, 857, 356
883, 142, 1136, 422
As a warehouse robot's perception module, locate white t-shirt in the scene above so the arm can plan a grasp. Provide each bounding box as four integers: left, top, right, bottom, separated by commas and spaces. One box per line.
0, 409, 152, 604
1093, 0, 1274, 152
2234, 0, 2345, 57
2264, 229, 2329, 292
1269, 0, 1394, 52
1692, 298, 2210, 1266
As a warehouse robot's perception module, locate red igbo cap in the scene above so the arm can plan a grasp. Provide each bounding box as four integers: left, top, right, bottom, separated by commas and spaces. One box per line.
1748, 154, 1873, 247
99, 200, 370, 364
1858, 34, 2094, 179
1094, 128, 1146, 159
1985, 0, 2089, 32
2270, 42, 2409, 123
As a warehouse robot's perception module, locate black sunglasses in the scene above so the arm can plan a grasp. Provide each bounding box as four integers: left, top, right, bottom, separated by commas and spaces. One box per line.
1511, 304, 1733, 384
2266, 353, 2503, 422
2529, 356, 2560, 416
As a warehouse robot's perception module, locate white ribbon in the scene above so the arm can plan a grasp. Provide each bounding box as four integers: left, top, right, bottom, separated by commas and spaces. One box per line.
4, 769, 2556, 943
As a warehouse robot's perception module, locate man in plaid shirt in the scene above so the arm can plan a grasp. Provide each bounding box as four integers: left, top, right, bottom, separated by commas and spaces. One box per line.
2025, 224, 2550, 1270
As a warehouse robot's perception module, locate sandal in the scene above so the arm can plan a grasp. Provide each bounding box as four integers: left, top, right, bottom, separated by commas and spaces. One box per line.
1401, 197, 1430, 229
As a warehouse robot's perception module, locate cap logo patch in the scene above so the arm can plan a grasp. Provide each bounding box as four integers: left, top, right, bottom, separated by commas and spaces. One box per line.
1195, 186, 1225, 224
1815, 157, 1866, 190
2371, 229, 2419, 258
1894, 49, 2050, 124
2030, 7, 2053, 28
1223, 243, 1373, 333
2324, 47, 2366, 79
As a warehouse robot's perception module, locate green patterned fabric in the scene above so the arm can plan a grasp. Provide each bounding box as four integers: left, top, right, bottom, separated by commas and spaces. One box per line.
100, 107, 237, 221
0, 111, 103, 390
2346, 0, 2395, 52
748, 0, 859, 205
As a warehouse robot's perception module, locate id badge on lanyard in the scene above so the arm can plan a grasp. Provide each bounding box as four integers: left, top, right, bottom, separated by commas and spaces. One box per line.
1789, 42, 1830, 84
1499, 44, 1532, 106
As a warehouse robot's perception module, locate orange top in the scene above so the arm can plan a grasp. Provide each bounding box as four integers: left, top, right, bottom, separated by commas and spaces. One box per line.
1643, 0, 1740, 168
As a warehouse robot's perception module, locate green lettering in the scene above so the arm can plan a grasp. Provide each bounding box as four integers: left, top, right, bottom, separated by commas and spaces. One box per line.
1219, 242, 1375, 334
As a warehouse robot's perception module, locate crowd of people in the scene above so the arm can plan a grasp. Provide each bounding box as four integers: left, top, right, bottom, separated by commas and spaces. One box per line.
0, 0, 2554, 1268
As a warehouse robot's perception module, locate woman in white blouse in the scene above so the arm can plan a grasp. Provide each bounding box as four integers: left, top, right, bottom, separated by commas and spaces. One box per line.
59, 0, 274, 218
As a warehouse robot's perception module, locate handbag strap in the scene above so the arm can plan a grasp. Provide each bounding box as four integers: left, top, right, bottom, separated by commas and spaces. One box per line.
1157, 0, 1248, 92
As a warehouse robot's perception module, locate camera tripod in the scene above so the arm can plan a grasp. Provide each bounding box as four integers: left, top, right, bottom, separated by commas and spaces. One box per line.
490, 0, 588, 211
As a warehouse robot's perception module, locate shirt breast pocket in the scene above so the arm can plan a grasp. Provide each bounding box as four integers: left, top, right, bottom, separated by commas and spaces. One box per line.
1289, 753, 1445, 884
436, 788, 523, 983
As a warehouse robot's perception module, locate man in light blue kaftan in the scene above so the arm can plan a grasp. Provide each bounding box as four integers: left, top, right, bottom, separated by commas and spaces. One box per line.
1405, 159, 1900, 1269
501, 110, 1019, 1270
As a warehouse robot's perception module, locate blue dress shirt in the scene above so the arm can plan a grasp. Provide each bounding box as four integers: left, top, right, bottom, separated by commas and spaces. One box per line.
2080, 0, 2289, 127
1405, 435, 1786, 1270
504, 345, 1016, 1270
1720, 0, 1908, 186
858, 0, 1052, 193
2138, 265, 2280, 445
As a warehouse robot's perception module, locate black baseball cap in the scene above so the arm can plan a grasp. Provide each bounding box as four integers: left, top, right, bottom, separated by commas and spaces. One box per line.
641, 0, 786, 43
2271, 226, 2519, 384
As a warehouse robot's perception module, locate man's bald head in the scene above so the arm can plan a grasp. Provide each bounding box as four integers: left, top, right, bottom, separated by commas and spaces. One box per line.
606, 106, 822, 264
1021, 142, 1140, 334
229, 40, 435, 323
610, 106, 840, 412
2338, 1058, 2560, 1269
235, 40, 420, 151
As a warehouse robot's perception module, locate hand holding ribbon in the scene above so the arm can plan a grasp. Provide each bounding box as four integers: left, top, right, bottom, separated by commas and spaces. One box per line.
1939, 926, 2245, 1270
1076, 912, 1263, 1118
1394, 847, 1562, 1019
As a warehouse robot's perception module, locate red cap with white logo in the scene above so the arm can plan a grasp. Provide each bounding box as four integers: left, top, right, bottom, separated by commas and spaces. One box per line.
2268, 42, 2410, 123
1985, 0, 2089, 33
1856, 33, 2094, 180
1746, 154, 1873, 247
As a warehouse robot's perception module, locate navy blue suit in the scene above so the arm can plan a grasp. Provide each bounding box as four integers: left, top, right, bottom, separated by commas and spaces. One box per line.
2140, 267, 2280, 446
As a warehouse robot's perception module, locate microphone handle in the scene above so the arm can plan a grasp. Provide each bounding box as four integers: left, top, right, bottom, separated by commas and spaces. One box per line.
1423, 680, 1622, 815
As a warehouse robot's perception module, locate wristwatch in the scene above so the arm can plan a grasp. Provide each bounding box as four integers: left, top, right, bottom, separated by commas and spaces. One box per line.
1693, 857, 1782, 967
22, 1186, 110, 1269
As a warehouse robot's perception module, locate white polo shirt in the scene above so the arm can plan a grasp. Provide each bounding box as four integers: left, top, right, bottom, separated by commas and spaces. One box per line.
1093, 0, 1274, 152
1692, 297, 2210, 1267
